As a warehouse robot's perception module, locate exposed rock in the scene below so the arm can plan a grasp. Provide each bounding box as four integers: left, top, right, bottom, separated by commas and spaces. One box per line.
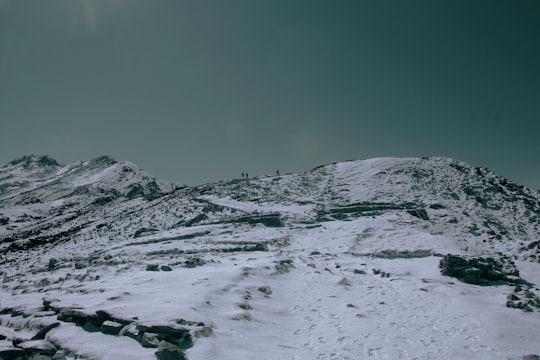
134, 227, 159, 238
136, 323, 190, 336
184, 258, 205, 268
118, 323, 140, 341
31, 322, 60, 340
506, 286, 540, 312
141, 332, 160, 348
362, 249, 433, 259
274, 259, 294, 274
58, 307, 100, 328
101, 320, 125, 335
193, 326, 213, 338
33, 311, 57, 318
439, 254, 520, 285
146, 264, 160, 271
16, 340, 57, 355
257, 286, 272, 296
407, 209, 429, 220
95, 310, 133, 325
155, 340, 187, 360
160, 265, 172, 271
0, 345, 26, 360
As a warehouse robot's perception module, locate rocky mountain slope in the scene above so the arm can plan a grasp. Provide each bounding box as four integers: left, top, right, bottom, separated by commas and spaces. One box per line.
0, 155, 539, 359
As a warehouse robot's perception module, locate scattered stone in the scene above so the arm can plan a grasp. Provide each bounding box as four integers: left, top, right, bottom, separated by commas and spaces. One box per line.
146, 264, 160, 271
346, 304, 357, 308
16, 340, 57, 356
101, 320, 124, 335
74, 261, 87, 270
136, 323, 190, 336
257, 286, 272, 296
48, 258, 58, 271
338, 278, 351, 286
353, 269, 366, 275
193, 326, 213, 338
238, 303, 252, 311
31, 322, 60, 340
42, 298, 60, 310
10, 306, 27, 317
407, 209, 429, 220
274, 259, 294, 274
119, 323, 140, 341
141, 332, 160, 348
95, 310, 133, 325
160, 265, 172, 272
58, 307, 98, 325
506, 286, 540, 312
33, 311, 57, 317
184, 258, 205, 268
155, 340, 187, 360
52, 350, 67, 360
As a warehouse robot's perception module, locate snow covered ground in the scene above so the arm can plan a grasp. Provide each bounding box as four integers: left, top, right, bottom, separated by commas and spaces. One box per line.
1, 155, 539, 359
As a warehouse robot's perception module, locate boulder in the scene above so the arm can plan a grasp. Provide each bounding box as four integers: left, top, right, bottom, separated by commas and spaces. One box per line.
141, 332, 160, 348
101, 320, 124, 335
155, 341, 187, 360
119, 323, 140, 341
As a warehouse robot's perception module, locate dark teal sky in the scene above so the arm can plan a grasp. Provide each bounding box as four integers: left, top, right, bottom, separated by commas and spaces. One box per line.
1, 1, 539, 188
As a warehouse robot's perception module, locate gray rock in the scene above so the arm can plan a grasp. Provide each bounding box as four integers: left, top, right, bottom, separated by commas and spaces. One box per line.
16, 340, 57, 355
119, 323, 140, 341
136, 323, 190, 336
257, 286, 272, 295
439, 254, 520, 285
101, 320, 124, 335
146, 264, 160, 271
0, 345, 26, 360
141, 332, 160, 348
31, 322, 60, 340
155, 340, 187, 360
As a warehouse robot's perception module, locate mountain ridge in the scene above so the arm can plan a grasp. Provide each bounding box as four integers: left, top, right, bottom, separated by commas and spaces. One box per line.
1, 154, 539, 359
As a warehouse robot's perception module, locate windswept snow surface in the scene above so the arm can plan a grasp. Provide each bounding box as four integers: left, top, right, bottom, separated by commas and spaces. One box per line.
1, 155, 539, 359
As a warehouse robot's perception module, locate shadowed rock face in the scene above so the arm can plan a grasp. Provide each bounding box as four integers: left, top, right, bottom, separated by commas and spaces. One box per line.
439, 254, 520, 285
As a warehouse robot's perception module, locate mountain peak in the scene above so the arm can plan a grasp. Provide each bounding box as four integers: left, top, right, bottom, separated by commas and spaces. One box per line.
88, 155, 118, 167
7, 154, 60, 168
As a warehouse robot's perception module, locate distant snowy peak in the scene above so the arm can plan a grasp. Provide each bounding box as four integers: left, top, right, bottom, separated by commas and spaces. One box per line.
6, 154, 61, 168
0, 154, 176, 204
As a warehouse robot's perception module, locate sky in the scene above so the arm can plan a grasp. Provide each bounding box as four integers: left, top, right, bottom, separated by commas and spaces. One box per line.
0, 1, 539, 189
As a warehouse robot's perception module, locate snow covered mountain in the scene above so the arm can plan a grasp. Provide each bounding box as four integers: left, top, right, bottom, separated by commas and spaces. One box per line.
1, 155, 539, 359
